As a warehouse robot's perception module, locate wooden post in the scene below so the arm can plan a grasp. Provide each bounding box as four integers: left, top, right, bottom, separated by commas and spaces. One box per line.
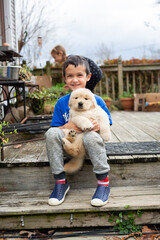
105, 72, 109, 96
132, 72, 136, 93
126, 72, 129, 93
99, 79, 102, 96
46, 61, 51, 76
111, 74, 115, 100
118, 57, 123, 97
151, 72, 154, 92
145, 72, 147, 92
158, 71, 160, 92
139, 73, 142, 93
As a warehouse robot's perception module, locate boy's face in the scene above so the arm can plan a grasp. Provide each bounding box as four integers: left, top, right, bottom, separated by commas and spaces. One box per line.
64, 64, 91, 91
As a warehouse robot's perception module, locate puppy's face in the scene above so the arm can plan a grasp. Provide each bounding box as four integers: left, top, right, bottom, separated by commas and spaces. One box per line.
69, 88, 97, 111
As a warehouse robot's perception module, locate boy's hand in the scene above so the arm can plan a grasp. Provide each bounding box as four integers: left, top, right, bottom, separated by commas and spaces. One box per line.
89, 119, 100, 132
60, 121, 82, 133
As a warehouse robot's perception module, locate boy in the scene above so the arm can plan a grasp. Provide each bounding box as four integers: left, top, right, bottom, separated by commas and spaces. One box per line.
51, 45, 103, 92
45, 55, 112, 207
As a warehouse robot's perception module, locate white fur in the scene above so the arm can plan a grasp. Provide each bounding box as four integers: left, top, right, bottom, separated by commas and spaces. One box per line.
62, 88, 111, 174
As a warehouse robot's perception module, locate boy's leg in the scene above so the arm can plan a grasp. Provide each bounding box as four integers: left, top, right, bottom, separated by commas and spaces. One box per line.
45, 128, 70, 206
83, 131, 110, 207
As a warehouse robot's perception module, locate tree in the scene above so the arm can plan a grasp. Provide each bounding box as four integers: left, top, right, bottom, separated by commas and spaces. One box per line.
96, 43, 113, 64
16, 0, 55, 53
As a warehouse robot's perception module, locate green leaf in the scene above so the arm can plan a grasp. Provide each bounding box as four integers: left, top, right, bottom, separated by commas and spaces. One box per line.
128, 213, 135, 218
116, 219, 121, 224
127, 224, 133, 229
124, 229, 129, 234
125, 205, 130, 209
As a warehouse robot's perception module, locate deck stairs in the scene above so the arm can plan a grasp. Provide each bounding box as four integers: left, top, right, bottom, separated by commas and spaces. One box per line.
0, 138, 160, 230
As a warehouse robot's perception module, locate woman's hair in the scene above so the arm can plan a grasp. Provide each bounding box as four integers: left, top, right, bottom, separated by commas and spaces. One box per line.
62, 55, 90, 77
51, 45, 66, 61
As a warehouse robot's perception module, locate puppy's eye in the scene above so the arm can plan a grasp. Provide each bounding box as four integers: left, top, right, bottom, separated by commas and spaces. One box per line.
75, 97, 78, 99
85, 98, 88, 100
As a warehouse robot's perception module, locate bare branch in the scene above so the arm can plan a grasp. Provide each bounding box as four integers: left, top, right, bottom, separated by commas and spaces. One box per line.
17, 0, 55, 52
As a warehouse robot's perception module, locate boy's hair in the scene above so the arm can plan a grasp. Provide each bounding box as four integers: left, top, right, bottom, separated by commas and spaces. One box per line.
62, 55, 90, 78
51, 45, 66, 56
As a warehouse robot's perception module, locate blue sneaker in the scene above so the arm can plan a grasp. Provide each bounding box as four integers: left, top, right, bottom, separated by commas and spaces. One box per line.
91, 185, 110, 207
48, 180, 70, 206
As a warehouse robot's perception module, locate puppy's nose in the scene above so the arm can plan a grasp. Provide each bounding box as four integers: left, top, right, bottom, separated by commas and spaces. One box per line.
78, 102, 83, 108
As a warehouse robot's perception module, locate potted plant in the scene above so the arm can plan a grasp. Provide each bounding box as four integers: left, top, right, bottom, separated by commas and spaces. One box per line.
28, 89, 47, 114
28, 83, 70, 115
101, 95, 112, 109
119, 92, 134, 111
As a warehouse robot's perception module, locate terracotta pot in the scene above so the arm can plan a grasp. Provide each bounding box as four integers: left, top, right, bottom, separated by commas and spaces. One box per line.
120, 97, 134, 111
103, 99, 111, 109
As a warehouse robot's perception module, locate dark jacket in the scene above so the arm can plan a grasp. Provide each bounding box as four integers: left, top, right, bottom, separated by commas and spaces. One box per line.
84, 57, 103, 92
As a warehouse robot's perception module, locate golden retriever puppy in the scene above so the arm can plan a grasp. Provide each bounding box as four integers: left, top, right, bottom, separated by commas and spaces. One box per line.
62, 88, 111, 174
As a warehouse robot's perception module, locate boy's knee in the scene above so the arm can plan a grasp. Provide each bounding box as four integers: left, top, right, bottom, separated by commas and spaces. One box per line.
45, 127, 63, 141
83, 131, 103, 146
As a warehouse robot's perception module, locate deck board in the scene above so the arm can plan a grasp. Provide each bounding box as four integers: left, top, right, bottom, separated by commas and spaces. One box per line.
0, 185, 160, 229
112, 111, 160, 141
0, 185, 160, 214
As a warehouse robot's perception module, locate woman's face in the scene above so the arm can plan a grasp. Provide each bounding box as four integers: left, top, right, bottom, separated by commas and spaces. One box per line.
51, 52, 63, 63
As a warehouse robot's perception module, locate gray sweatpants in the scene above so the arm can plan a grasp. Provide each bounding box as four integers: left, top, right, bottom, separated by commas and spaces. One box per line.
45, 127, 110, 176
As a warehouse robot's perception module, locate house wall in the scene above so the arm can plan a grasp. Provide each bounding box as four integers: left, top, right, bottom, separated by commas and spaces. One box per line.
0, 0, 17, 50
0, 15, 2, 45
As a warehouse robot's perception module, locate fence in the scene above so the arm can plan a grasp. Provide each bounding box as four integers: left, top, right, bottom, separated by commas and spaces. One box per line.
33, 60, 160, 100
96, 60, 160, 99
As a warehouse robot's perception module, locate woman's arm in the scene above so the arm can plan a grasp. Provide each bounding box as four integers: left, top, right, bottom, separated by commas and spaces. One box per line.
85, 57, 103, 92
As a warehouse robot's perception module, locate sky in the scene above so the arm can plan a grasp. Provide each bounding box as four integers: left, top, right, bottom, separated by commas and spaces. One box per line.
17, 0, 160, 66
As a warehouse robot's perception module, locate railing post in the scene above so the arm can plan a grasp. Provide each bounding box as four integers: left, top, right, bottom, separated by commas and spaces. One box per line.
46, 61, 51, 76
158, 71, 160, 92
118, 57, 123, 97
105, 72, 109, 96
132, 71, 136, 93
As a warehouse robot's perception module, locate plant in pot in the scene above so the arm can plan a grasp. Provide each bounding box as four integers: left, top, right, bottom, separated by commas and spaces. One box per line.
119, 91, 134, 111
28, 89, 47, 114
101, 95, 112, 109
43, 83, 71, 114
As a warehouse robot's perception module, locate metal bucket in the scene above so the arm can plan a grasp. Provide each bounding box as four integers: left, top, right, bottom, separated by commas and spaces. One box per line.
0, 66, 21, 80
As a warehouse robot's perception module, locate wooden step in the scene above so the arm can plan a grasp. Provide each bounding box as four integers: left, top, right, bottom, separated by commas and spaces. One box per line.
0, 185, 160, 230
0, 141, 160, 191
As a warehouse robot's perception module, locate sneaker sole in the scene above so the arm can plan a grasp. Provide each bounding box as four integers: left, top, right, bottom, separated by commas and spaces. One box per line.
48, 186, 70, 206
91, 193, 110, 207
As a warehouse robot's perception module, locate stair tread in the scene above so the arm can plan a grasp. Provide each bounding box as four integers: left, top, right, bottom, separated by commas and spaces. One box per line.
1, 185, 160, 215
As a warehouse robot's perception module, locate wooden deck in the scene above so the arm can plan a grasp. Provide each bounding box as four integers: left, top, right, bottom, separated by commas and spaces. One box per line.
110, 111, 160, 142
0, 111, 160, 230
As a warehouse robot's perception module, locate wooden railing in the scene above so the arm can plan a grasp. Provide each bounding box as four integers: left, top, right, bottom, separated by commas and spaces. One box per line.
98, 61, 160, 99
33, 60, 160, 100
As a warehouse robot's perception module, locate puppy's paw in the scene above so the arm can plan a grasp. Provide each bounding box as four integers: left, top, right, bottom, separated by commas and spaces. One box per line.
68, 129, 77, 138
82, 124, 93, 131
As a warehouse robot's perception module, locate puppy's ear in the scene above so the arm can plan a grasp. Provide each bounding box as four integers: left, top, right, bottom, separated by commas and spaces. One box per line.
69, 97, 72, 107
91, 96, 97, 108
